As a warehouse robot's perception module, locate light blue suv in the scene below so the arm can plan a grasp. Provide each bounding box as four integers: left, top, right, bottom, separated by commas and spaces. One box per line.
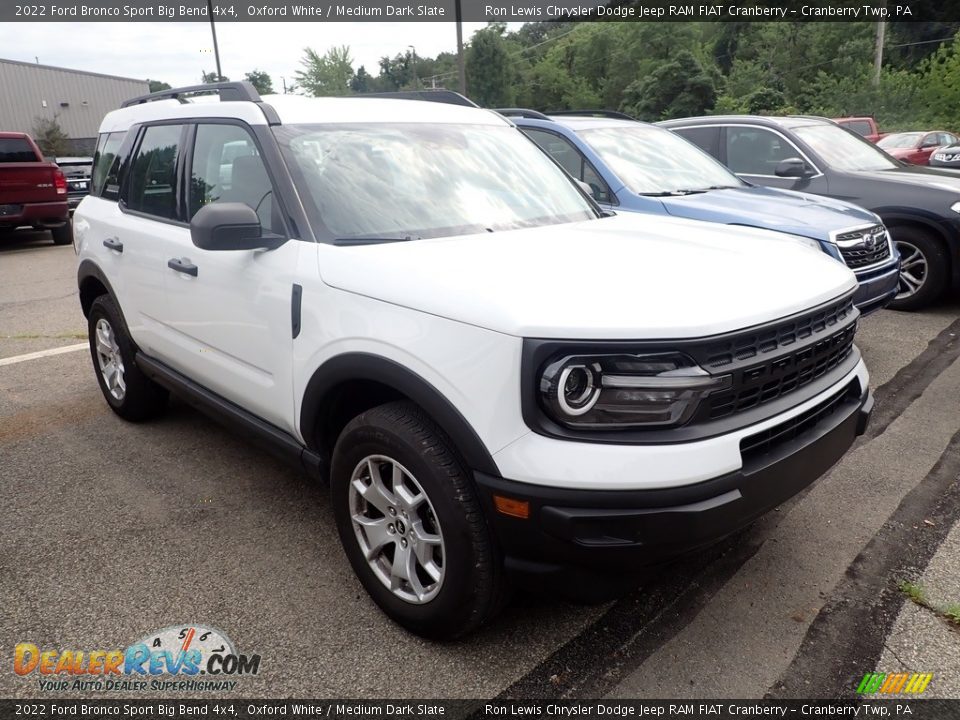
504, 110, 900, 315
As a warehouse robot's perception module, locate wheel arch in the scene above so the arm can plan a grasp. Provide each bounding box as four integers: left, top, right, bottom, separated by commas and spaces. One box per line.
300, 353, 500, 477
77, 259, 117, 318
879, 213, 958, 290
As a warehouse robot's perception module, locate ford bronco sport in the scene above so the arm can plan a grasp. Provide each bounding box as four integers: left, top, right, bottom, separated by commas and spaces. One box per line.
74, 83, 872, 638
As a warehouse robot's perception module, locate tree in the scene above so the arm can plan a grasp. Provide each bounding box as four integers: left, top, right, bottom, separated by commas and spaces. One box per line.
244, 69, 274, 95
620, 51, 718, 121
465, 24, 513, 106
350, 66, 373, 93
295, 46, 354, 97
202, 70, 230, 83
32, 116, 70, 157
147, 79, 171, 93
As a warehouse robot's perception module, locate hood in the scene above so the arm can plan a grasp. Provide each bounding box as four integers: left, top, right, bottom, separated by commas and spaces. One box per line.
316, 214, 856, 340
659, 185, 879, 241
850, 164, 960, 193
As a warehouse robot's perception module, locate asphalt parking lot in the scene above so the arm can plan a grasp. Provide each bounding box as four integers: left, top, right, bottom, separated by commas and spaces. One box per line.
2, 230, 960, 700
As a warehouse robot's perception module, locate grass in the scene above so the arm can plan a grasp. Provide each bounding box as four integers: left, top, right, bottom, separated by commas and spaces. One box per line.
899, 580, 960, 629
4, 332, 85, 340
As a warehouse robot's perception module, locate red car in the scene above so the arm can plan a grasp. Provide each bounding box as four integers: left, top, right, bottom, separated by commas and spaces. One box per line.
0, 132, 71, 244
877, 130, 959, 165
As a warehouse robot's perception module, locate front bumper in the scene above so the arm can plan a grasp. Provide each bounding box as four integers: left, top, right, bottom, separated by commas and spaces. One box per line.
853, 262, 899, 316
475, 377, 872, 585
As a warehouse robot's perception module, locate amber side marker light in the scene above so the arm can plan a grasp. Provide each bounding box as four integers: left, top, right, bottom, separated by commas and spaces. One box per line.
493, 495, 530, 519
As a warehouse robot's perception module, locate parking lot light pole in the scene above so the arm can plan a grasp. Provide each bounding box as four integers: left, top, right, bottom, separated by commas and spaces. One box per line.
408, 45, 418, 89
207, 0, 223, 82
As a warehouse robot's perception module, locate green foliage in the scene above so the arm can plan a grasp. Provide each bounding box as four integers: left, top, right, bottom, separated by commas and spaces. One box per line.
466, 24, 514, 107
621, 51, 718, 121
295, 46, 354, 97
350, 66, 373, 93
202, 71, 229, 83
147, 79, 171, 93
244, 70, 274, 95
32, 116, 70, 157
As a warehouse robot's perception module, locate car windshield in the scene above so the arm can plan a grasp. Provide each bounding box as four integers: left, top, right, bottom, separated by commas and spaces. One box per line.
578, 124, 743, 195
274, 122, 597, 242
793, 124, 899, 171
877, 133, 923, 149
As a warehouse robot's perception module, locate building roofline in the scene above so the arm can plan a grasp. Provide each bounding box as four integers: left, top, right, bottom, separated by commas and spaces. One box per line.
0, 56, 148, 84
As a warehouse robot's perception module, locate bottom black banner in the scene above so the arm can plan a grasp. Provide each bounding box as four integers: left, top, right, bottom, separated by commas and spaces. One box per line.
1, 700, 958, 720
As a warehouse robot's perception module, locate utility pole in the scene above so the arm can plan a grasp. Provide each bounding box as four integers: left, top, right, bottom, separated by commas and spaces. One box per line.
207, 0, 223, 82
873, 17, 886, 87
455, 0, 466, 95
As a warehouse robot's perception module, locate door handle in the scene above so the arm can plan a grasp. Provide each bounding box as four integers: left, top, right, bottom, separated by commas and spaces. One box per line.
103, 237, 123, 253
167, 257, 198, 277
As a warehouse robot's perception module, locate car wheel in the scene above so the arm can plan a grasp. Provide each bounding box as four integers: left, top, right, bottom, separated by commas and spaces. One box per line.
331, 401, 506, 639
888, 227, 948, 311
51, 222, 73, 246
88, 295, 168, 421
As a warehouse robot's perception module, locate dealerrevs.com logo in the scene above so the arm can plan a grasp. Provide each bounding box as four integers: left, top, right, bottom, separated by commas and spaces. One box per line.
13, 624, 261, 692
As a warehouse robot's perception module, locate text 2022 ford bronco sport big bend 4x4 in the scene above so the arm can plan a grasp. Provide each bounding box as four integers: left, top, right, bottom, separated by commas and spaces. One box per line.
74, 83, 872, 639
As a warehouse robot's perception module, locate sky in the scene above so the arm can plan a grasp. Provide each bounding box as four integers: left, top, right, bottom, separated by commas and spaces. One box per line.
0, 21, 511, 89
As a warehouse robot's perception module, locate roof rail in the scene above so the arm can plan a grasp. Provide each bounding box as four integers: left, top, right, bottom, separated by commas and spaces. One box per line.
356, 90, 478, 107
495, 108, 552, 121
549, 109, 636, 120
121, 81, 262, 108
788, 114, 837, 124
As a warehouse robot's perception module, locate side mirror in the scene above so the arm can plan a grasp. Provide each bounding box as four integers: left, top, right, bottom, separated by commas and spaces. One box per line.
576, 179, 593, 195
190, 202, 286, 251
774, 157, 813, 178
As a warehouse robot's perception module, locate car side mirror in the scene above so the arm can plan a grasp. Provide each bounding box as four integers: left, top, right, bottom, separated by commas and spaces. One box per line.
774, 157, 813, 178
190, 202, 286, 251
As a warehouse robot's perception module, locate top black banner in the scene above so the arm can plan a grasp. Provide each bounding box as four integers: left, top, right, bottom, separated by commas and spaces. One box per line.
1, 0, 954, 23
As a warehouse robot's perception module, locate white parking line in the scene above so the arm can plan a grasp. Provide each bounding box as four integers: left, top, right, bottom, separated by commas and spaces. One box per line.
0, 343, 87, 367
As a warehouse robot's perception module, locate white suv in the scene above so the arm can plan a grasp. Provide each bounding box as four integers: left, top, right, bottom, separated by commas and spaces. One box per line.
74, 83, 873, 639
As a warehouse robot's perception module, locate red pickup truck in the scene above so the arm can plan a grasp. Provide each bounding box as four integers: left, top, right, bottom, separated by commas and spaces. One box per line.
833, 117, 887, 144
0, 132, 71, 245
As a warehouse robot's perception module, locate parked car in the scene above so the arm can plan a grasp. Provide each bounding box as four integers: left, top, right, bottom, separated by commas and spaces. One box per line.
661, 115, 960, 310
55, 156, 93, 212
876, 131, 958, 165
0, 131, 71, 244
504, 109, 898, 315
929, 142, 960, 170
76, 83, 872, 638
833, 117, 885, 143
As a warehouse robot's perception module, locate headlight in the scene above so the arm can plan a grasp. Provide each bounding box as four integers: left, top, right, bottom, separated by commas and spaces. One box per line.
951, 201, 960, 214
538, 353, 731, 429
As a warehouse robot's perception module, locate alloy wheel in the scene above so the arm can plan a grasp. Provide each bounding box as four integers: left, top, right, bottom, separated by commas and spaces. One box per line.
348, 455, 445, 604
94, 318, 126, 401
894, 240, 928, 301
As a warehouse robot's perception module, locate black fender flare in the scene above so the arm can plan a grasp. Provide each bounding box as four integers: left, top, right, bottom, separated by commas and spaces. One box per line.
299, 352, 501, 477
77, 259, 118, 317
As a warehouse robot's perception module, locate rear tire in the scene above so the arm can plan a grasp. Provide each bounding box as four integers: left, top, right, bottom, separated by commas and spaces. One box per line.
330, 401, 506, 639
88, 295, 168, 421
888, 226, 948, 311
51, 222, 73, 246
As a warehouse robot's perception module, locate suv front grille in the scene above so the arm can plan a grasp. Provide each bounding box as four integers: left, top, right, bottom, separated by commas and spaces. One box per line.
740, 380, 859, 461
835, 225, 891, 270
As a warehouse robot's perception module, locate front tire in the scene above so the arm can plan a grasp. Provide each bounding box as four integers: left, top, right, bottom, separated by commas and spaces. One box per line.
330, 401, 505, 639
888, 227, 948, 311
87, 295, 168, 421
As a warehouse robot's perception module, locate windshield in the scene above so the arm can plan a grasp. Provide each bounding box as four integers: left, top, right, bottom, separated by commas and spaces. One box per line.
578, 125, 743, 195
793, 124, 899, 171
275, 123, 596, 242
878, 133, 923, 149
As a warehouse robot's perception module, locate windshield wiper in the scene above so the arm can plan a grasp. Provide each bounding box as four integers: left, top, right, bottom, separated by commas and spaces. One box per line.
638, 190, 704, 197
334, 236, 418, 246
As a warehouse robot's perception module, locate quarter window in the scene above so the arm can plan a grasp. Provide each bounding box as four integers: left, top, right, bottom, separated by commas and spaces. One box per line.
91, 131, 126, 199
725, 127, 799, 176
189, 124, 280, 233
125, 124, 183, 220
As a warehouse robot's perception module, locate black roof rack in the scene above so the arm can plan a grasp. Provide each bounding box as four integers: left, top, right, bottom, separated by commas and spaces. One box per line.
549, 109, 636, 120
495, 108, 551, 121
355, 90, 478, 108
121, 81, 262, 108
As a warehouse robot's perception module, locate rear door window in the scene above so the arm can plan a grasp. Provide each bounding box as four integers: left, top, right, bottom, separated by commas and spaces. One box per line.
670, 126, 720, 158
124, 124, 184, 220
91, 132, 126, 198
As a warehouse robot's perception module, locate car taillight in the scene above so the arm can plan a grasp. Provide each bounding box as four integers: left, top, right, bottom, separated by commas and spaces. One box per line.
54, 169, 67, 195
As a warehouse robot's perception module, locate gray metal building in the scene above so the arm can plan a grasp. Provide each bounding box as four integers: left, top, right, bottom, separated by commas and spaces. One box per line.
0, 58, 149, 155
